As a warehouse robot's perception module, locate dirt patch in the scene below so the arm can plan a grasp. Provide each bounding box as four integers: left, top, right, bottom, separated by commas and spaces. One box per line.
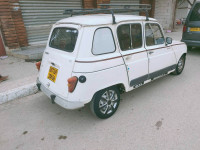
155, 120, 163, 130
22, 131, 28, 135
58, 135, 67, 140
41, 137, 45, 141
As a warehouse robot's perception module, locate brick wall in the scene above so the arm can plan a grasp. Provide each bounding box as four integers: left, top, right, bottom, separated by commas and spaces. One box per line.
83, 0, 96, 8
154, 0, 176, 30
0, 0, 28, 50
140, 0, 155, 18
82, 0, 110, 8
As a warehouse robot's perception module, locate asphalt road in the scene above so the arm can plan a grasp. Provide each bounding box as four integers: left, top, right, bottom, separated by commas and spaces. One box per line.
0, 48, 200, 150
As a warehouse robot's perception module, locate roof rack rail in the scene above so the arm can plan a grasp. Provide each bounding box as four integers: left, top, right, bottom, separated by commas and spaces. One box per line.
63, 4, 151, 24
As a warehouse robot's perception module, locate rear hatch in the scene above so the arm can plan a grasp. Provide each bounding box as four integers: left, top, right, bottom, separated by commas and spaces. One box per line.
183, 2, 200, 40
39, 24, 81, 98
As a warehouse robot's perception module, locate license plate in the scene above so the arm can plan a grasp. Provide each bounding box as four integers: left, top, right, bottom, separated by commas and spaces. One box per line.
47, 66, 58, 83
190, 28, 200, 32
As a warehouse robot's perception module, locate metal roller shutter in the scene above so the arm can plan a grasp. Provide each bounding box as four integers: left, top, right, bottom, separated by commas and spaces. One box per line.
110, 0, 140, 15
19, 0, 82, 46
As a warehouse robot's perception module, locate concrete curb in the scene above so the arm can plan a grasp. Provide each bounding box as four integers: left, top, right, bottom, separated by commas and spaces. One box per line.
0, 83, 39, 104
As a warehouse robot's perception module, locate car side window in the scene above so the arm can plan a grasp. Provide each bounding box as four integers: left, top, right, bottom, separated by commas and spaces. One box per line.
117, 25, 131, 51
92, 27, 115, 55
189, 3, 200, 21
145, 23, 165, 46
117, 24, 142, 51
131, 24, 142, 49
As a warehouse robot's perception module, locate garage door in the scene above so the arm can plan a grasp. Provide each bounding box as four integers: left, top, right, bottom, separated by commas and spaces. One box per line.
110, 0, 140, 15
19, 0, 82, 46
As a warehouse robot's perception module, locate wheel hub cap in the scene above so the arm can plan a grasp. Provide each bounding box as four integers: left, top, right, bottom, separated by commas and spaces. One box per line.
99, 90, 118, 115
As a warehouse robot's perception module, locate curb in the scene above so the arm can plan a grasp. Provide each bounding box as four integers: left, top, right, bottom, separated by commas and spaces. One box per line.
0, 83, 39, 104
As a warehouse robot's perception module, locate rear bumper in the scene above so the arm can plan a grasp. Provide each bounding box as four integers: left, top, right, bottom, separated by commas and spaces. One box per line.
37, 79, 84, 110
181, 39, 200, 47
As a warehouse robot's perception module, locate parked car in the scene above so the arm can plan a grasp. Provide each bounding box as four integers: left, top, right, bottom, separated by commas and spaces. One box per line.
182, 1, 200, 50
36, 6, 187, 119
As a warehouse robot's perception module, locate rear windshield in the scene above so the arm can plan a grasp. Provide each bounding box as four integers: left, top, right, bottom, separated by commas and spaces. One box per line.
189, 3, 200, 21
49, 28, 78, 52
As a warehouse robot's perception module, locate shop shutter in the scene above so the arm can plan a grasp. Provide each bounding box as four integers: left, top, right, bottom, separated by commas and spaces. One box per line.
19, 0, 82, 46
110, 0, 140, 15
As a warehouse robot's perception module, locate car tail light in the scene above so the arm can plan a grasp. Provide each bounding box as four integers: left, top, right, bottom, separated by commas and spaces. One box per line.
36, 61, 41, 71
183, 25, 187, 32
68, 76, 78, 93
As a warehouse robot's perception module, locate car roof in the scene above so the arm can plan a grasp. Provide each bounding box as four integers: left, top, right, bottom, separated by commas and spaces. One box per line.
57, 14, 157, 26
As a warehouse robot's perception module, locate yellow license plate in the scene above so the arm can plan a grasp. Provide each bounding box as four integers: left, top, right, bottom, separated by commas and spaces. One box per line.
190, 28, 200, 32
47, 66, 58, 83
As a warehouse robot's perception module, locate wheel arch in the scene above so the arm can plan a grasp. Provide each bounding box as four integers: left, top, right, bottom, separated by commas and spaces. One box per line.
172, 43, 187, 63
91, 83, 126, 101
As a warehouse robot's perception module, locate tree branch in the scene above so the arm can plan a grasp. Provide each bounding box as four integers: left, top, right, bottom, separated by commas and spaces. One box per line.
193, 0, 197, 5
186, 0, 192, 6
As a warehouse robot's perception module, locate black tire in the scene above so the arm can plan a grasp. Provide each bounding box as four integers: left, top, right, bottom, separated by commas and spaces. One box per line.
173, 55, 186, 75
90, 86, 120, 119
187, 46, 192, 51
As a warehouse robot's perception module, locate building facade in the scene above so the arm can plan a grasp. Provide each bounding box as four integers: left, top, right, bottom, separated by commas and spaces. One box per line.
0, 0, 176, 52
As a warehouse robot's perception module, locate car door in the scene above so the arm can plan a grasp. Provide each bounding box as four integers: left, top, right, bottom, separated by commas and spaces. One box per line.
117, 22, 149, 88
144, 22, 177, 79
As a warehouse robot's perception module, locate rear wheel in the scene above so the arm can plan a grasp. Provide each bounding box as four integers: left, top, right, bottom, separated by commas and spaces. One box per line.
90, 87, 120, 119
173, 55, 186, 75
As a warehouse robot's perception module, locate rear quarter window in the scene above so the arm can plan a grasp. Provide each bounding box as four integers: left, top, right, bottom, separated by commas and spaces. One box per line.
189, 3, 200, 21
49, 28, 78, 52
92, 27, 116, 55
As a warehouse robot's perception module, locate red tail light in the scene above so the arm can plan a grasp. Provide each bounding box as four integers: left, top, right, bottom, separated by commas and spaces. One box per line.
68, 76, 78, 93
183, 25, 187, 32
36, 61, 41, 71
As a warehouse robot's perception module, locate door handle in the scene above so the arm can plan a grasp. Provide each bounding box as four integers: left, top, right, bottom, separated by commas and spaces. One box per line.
149, 51, 154, 55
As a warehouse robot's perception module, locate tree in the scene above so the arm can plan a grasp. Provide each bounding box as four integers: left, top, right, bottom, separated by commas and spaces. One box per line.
186, 0, 196, 6
178, 0, 197, 8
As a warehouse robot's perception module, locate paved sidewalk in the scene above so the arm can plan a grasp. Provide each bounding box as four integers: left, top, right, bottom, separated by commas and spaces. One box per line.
0, 56, 39, 104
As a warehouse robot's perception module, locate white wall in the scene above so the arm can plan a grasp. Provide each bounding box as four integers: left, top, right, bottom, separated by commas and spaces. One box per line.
154, 0, 177, 30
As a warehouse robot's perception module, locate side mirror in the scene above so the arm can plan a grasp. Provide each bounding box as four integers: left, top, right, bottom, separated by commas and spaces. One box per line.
166, 37, 172, 45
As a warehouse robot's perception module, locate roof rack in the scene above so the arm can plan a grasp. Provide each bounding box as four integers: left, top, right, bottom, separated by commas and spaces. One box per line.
63, 4, 151, 24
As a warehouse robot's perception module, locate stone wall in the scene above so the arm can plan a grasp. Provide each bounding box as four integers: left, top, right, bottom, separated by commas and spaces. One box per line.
154, 0, 176, 30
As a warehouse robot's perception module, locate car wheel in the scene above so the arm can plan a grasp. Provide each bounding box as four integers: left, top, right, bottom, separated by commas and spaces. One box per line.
90, 87, 120, 119
173, 55, 186, 75
187, 46, 192, 51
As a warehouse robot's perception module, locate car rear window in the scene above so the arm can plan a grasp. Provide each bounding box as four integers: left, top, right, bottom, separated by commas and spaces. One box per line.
49, 28, 78, 52
189, 3, 200, 21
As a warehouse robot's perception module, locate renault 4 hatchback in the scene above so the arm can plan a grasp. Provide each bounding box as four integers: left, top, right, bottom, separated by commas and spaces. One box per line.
36, 7, 187, 119
182, 1, 200, 50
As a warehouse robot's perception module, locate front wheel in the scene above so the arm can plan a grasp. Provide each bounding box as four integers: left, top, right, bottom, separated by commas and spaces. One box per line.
173, 55, 186, 75
90, 87, 120, 119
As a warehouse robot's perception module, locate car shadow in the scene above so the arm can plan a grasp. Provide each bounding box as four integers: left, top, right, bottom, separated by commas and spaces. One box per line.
187, 47, 200, 56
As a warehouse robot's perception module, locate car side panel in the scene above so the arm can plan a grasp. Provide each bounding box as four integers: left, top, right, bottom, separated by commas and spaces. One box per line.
73, 53, 124, 73
171, 41, 187, 63
68, 65, 129, 104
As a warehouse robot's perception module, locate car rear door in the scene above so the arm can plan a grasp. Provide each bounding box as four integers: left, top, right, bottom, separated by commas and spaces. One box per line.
144, 22, 177, 79
117, 22, 149, 88
39, 24, 81, 98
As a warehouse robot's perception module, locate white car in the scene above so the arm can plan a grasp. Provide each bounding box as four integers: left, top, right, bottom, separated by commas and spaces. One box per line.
36, 7, 187, 119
